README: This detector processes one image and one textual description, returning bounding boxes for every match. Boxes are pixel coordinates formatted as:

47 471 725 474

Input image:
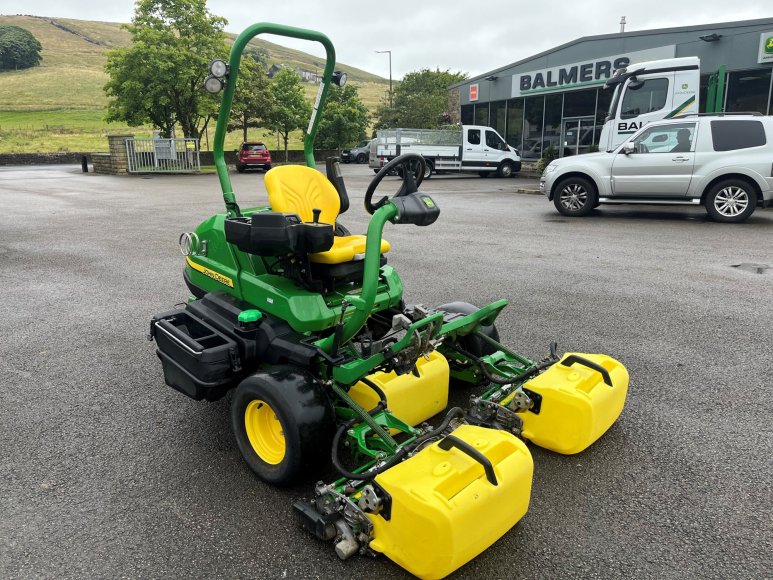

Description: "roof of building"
449 17 773 88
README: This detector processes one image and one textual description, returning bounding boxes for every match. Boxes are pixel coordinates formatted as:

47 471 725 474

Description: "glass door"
561 116 597 156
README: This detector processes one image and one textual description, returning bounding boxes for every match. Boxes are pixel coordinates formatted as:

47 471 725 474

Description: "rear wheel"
423 160 433 179
704 179 757 223
230 366 335 486
553 176 597 217
356 153 367 164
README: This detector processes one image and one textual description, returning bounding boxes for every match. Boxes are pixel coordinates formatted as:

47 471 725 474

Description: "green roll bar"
212 23 337 217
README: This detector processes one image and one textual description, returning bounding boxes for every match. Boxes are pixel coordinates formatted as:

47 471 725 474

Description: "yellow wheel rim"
244 400 285 465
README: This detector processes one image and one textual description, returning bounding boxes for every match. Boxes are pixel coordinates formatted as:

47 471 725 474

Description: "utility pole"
375 50 392 108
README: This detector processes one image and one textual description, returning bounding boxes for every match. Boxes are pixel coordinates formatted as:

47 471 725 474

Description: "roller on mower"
149 22 629 580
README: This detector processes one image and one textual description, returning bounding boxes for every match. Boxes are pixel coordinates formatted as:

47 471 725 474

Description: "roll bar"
212 23 337 217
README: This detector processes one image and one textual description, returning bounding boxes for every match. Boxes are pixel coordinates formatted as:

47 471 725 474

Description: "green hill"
0 15 388 152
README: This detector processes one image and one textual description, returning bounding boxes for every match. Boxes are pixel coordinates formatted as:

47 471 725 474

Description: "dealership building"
448 18 773 158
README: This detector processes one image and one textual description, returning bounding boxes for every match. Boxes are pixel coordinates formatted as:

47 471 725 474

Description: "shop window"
725 70 772 115
522 96 544 160
474 104 489 126
490 101 506 136
595 88 612 126
461 105 474 125
543 93 562 156
506 98 524 151
563 88 597 118
699 74 711 113
620 78 668 119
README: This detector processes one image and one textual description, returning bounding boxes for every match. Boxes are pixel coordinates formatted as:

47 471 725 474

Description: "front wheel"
553 176 597 217
497 161 514 178
230 366 335 486
356 153 367 164
704 179 757 223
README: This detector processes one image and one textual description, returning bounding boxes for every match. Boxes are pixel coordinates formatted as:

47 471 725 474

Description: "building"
449 18 773 159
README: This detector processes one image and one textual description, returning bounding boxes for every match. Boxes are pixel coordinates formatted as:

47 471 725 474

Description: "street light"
375 50 392 108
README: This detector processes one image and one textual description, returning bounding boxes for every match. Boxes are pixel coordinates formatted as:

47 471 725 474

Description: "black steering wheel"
364 153 426 215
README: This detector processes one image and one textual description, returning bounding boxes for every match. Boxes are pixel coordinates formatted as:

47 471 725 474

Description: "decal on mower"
185 257 233 288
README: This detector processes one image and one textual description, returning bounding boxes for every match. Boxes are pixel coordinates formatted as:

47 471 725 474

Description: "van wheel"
554 176 597 217
497 161 514 178
705 179 757 223
423 160 433 179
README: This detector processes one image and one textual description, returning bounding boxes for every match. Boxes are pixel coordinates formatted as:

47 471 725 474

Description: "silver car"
540 114 773 222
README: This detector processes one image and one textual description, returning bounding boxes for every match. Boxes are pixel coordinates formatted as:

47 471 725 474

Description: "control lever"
312 208 322 224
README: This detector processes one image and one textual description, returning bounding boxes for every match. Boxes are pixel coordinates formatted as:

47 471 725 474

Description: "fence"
125 138 200 173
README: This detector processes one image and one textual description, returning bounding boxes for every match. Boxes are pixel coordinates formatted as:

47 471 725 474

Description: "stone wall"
0 152 94 166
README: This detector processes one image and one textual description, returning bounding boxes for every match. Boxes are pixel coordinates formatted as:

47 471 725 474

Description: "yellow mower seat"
264 165 390 264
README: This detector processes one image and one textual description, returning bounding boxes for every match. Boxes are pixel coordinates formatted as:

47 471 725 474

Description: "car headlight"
543 163 558 175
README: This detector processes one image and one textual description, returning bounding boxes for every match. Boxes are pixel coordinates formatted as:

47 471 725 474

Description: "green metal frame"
211 23 337 217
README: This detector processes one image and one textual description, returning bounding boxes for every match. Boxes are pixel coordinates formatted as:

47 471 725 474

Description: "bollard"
81 156 89 173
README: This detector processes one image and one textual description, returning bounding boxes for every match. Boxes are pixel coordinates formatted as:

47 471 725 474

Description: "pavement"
1 163 771 579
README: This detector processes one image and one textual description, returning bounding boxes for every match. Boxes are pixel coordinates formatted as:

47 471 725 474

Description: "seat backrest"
264 165 340 224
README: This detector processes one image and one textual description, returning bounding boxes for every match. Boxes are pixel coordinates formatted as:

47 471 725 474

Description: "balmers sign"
511 46 676 97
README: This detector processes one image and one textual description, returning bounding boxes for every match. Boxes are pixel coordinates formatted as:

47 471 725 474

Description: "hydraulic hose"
331 407 465 481
359 377 388 411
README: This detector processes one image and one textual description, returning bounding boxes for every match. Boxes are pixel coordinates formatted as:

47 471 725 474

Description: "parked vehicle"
341 139 373 163
236 142 272 172
370 125 521 178
600 56 728 152
540 113 773 222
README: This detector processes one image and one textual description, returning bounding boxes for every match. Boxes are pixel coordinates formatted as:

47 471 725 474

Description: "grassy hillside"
0 15 387 153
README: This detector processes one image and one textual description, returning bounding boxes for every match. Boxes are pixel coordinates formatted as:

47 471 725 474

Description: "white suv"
540 114 773 222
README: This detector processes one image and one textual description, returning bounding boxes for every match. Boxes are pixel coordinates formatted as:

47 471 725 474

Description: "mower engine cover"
368 424 533 579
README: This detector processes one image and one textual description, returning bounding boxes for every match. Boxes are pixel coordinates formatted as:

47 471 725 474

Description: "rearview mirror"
622 141 635 155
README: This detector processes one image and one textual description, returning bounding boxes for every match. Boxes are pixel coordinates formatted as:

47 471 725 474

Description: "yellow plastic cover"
348 351 449 429
519 353 629 454
369 424 533 579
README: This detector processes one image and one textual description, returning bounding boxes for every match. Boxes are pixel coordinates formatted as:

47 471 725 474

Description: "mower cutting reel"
149 21 629 580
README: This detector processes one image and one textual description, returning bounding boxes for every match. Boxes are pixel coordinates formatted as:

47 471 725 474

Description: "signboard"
758 31 773 64
469 83 479 102
511 45 676 97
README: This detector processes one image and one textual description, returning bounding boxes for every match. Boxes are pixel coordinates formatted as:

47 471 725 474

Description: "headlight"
543 163 558 175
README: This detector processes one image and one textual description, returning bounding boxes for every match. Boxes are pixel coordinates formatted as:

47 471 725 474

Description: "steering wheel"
364 153 426 215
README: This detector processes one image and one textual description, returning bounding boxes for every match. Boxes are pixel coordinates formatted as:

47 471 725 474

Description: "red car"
236 142 272 172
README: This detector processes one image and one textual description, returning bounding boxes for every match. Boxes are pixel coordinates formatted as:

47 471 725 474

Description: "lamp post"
375 50 392 108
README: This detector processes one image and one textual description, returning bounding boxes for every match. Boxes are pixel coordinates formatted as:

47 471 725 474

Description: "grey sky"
1 1 770 78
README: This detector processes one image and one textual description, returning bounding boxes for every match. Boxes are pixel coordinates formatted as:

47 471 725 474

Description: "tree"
374 68 466 129
104 0 228 139
228 55 274 142
314 84 370 150
268 67 311 162
0 25 42 71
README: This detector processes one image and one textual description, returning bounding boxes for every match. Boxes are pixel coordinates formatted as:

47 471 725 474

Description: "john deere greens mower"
149 23 629 579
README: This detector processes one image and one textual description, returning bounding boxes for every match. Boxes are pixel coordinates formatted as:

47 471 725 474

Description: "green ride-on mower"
149 23 629 580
